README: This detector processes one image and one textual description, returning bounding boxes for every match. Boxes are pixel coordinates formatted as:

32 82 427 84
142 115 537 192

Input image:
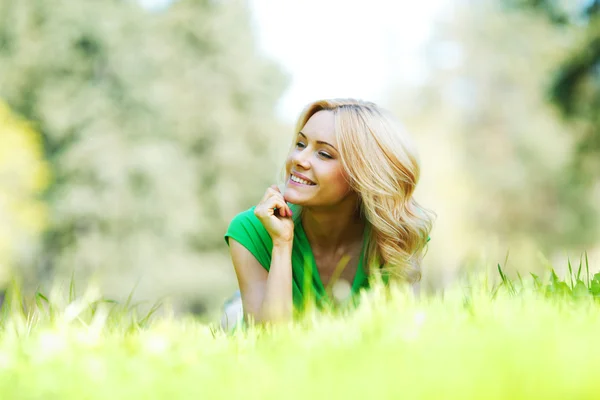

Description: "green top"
224 204 371 309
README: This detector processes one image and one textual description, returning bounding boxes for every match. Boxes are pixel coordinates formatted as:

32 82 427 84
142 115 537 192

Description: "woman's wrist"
272 237 293 249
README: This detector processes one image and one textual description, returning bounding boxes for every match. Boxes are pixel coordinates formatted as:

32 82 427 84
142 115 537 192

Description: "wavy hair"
286 98 435 283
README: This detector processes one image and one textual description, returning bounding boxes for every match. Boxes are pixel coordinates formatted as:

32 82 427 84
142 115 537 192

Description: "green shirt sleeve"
224 204 310 310
224 207 273 271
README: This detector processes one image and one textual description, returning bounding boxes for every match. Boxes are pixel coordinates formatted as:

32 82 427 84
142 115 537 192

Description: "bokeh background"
1 0 599 319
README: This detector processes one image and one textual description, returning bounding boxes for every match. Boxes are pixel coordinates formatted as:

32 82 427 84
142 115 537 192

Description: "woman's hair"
286 98 435 283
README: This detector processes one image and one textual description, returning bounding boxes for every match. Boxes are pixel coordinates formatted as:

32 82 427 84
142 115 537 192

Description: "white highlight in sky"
250 0 444 121
138 0 172 11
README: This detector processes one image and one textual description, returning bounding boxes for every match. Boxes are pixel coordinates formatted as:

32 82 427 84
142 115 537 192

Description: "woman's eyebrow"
298 131 338 151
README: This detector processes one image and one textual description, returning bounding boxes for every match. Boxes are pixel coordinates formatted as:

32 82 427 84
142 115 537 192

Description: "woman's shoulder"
224 206 272 270
224 204 301 271
225 206 265 242
230 206 259 223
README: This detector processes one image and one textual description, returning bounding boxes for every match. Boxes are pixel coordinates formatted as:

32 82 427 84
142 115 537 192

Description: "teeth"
291 175 314 185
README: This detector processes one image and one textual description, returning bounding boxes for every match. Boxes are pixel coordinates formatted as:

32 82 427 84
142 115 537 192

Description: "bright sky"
139 0 445 122
249 0 445 121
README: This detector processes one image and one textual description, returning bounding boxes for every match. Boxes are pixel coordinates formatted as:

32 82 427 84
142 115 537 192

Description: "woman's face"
283 110 354 207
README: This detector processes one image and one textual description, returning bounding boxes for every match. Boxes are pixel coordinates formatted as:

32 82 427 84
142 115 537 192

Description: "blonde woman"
222 99 434 329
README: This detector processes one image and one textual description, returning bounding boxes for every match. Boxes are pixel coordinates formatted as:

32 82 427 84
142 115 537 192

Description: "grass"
0 256 600 399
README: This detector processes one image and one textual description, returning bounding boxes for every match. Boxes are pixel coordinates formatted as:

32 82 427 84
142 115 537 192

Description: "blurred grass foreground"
0 262 599 399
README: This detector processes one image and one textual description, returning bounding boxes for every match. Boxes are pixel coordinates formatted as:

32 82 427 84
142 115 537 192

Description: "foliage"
0 101 49 284
495 252 600 299
393 0 597 273
505 0 600 187
0 0 288 303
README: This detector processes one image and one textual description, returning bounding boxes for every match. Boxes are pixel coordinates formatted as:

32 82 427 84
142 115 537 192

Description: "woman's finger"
272 192 292 217
256 196 280 217
258 186 290 218
273 199 289 218
265 190 285 204
260 184 281 203
266 195 289 218
260 187 275 203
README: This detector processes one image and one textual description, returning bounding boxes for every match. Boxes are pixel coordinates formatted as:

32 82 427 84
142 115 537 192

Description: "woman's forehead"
301 110 336 143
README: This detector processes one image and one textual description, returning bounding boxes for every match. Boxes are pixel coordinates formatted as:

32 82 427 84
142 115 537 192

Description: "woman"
222 98 434 329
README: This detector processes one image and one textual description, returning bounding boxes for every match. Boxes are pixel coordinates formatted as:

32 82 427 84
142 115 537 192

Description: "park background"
1 0 599 320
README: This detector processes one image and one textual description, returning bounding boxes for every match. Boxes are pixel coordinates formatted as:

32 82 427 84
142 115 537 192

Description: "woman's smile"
289 172 316 186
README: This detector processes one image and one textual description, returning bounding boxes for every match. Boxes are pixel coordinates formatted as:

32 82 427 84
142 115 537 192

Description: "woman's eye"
296 141 306 148
319 151 333 159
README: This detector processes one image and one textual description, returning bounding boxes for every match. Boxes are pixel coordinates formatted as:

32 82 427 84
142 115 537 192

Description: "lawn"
0 262 598 399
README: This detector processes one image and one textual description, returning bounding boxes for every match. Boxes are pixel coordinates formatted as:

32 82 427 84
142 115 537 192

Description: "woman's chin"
282 188 307 205
283 195 303 205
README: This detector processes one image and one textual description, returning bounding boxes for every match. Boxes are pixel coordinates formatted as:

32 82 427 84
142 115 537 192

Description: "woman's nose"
292 151 310 169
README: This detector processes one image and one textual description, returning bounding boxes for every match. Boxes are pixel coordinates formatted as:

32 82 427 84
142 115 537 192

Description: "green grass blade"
138 301 163 328
497 264 515 295
585 251 590 288
576 254 583 282
530 273 542 291
516 271 524 288
69 271 76 303
567 258 574 289
123 279 142 313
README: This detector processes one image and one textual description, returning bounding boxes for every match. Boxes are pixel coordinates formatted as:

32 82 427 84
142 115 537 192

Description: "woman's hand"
254 185 294 245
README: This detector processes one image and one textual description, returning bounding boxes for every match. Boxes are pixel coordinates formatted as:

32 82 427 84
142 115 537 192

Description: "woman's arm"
229 185 295 324
229 238 294 324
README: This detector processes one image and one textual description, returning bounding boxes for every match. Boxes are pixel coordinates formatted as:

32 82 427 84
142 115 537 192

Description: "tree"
505 0 600 186
0 101 49 286
389 0 596 283
0 0 287 307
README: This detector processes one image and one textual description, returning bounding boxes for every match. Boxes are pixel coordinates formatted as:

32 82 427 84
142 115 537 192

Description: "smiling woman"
222 98 434 329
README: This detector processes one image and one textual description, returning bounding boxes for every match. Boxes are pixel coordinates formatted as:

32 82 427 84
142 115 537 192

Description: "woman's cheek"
326 169 347 195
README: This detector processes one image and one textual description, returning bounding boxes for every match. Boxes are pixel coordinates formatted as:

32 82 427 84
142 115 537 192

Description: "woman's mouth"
289 174 316 186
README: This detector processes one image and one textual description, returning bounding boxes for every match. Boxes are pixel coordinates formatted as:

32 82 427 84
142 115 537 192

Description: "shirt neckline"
294 215 369 300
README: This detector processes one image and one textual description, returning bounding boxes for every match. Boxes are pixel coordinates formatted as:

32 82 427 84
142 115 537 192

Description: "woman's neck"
300 196 365 252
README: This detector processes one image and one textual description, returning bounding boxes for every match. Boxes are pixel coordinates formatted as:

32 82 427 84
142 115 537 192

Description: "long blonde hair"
287 98 435 283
